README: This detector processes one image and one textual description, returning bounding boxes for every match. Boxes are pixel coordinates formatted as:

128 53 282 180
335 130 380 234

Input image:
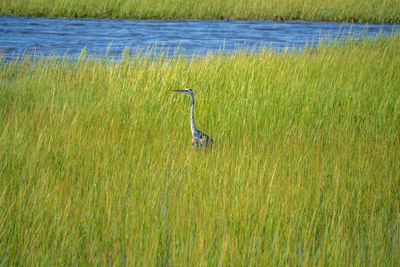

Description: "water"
0 15 398 59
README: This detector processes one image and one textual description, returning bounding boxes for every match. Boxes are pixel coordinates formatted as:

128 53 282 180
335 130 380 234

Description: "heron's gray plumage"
173 88 214 149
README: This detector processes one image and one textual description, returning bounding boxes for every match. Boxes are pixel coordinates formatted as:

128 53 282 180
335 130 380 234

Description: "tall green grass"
1 35 400 265
1 0 400 22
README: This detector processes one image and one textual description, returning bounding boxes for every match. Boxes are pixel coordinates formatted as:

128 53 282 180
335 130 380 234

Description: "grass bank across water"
0 35 399 265
1 0 400 22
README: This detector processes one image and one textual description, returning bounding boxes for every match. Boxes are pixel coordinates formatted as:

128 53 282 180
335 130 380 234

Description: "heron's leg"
192 138 199 148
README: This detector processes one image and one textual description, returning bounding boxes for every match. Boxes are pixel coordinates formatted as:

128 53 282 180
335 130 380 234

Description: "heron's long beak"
173 89 186 93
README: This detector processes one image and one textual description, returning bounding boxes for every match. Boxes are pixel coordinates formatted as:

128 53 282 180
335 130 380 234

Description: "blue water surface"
0 15 398 59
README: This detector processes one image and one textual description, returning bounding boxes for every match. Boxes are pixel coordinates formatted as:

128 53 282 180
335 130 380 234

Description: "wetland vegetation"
0 34 399 265
1 0 400 22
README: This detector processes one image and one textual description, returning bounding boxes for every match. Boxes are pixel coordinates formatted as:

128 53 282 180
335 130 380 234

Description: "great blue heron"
173 88 214 149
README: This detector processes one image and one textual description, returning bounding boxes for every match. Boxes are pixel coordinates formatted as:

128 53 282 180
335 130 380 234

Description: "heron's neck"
190 95 197 135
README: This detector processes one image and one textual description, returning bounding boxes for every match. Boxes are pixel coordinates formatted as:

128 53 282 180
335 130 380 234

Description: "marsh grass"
0 35 399 265
1 0 400 22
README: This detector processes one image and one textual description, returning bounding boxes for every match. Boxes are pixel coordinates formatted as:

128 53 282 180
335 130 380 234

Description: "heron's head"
173 88 193 96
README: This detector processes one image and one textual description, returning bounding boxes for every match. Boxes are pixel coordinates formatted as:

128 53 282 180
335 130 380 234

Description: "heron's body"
174 88 214 149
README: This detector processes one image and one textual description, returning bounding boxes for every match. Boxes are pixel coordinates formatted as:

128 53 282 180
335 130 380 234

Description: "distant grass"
1 0 400 22
1 35 400 265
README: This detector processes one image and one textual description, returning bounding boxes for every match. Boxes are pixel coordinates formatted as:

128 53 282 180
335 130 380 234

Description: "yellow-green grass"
1 0 400 22
0 35 399 265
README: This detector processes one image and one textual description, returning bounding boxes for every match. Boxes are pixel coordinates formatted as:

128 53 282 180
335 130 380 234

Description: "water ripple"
0 16 398 60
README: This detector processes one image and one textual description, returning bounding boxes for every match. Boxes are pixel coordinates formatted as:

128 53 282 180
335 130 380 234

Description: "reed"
1 0 400 22
0 35 399 265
